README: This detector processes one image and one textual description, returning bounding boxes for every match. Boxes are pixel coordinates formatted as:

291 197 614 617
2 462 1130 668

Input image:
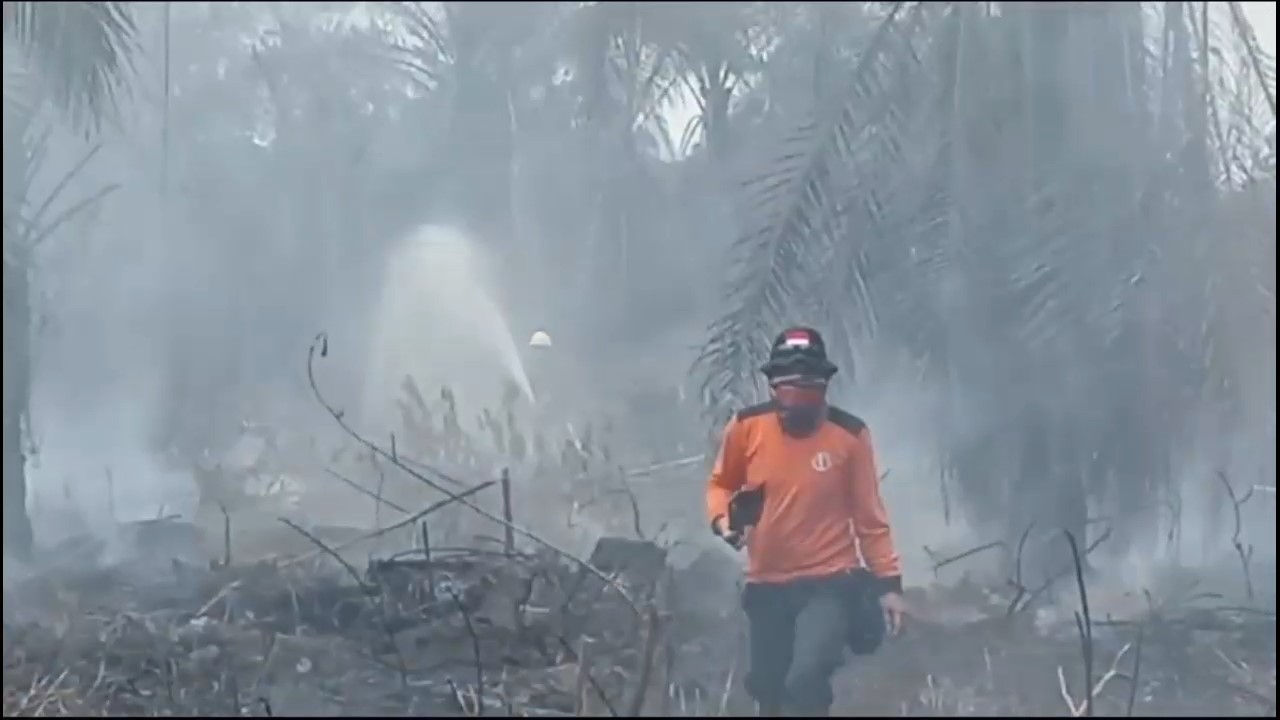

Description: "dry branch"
306 333 641 617
922 539 1004 578
1009 526 1114 615
1065 531 1095 717
1056 642 1134 718
624 606 662 716
280 479 497 568
323 467 410 514
1216 471 1257 600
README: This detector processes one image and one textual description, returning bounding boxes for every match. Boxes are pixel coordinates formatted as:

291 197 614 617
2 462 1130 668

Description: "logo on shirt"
811 451 833 472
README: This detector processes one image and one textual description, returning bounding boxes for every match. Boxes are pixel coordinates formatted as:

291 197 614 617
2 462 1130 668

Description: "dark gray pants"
742 573 853 716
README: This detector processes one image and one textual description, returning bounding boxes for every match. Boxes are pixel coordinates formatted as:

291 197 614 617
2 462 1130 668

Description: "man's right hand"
880 591 908 636
713 516 744 550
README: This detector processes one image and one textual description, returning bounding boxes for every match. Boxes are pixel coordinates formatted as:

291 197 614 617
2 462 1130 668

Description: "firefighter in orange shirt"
708 326 908 717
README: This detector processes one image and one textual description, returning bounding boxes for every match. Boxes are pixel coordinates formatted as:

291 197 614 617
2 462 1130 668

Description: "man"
707 326 907 717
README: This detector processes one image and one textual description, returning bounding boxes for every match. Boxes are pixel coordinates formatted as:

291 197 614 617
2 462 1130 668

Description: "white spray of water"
363 225 535 431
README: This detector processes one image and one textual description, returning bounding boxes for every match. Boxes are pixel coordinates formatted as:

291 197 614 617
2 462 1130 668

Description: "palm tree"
392 1 705 345
694 1 1275 574
148 5 422 466
3 1 137 558
3 1 137 131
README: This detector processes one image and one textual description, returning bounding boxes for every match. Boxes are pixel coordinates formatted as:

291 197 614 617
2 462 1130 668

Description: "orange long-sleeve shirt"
707 402 902 589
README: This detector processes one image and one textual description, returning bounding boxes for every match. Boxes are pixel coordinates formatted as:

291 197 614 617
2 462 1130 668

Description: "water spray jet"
362 225 536 431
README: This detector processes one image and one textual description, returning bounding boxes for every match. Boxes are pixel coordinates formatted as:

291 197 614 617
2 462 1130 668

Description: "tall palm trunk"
3 0 137 559
2 252 35 558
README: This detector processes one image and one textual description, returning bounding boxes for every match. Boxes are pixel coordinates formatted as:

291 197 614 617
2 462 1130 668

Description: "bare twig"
1065 530 1096 717
717 654 737 717
562 635 618 718
447 677 478 716
1010 526 1113 615
1125 626 1144 717
1057 643 1134 717
446 586 485 716
923 539 1004 578
248 630 279 699
500 468 515 556
616 467 646 541
322 467 409 514
306 333 640 616
625 605 662 716
280 479 496 567
421 520 436 597
574 637 591 716
219 502 232 568
1005 523 1036 615
278 518 370 593
1216 471 1256 600
618 453 707 480
1215 648 1277 711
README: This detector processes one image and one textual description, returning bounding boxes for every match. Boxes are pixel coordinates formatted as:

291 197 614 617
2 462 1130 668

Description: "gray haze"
4 2 1275 604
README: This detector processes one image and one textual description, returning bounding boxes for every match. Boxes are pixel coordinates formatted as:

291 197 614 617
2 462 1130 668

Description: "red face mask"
770 378 829 437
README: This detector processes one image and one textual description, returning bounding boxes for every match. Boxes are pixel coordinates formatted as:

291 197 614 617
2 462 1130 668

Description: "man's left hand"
880 592 908 636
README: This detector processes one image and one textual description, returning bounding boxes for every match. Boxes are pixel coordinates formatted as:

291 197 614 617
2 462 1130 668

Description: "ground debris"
6 535 1273 717
841 580 1276 717
3 536 729 717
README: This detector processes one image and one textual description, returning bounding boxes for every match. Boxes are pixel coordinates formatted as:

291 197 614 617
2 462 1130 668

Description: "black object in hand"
711 487 765 550
727 486 766 533
844 569 887 656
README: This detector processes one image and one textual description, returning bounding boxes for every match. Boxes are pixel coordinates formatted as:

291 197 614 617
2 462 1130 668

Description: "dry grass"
2 534 726 717
5 536 1274 718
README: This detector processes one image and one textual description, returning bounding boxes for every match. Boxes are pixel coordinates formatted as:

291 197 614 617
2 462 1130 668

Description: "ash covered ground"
4 379 1275 717
4 473 1273 717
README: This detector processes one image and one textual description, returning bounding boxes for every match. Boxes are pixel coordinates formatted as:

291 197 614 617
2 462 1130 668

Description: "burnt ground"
838 598 1275 717
695 567 1275 718
2 522 742 718
3 523 1275 718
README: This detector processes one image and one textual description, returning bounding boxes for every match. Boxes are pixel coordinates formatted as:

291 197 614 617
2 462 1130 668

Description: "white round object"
529 330 553 348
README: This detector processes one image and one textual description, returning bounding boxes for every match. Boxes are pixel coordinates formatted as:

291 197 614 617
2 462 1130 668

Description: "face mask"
771 381 827 437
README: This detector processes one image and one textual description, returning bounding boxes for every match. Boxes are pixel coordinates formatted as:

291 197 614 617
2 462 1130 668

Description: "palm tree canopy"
4 1 137 132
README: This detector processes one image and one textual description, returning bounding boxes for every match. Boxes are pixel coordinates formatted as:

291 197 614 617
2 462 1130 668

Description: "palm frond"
4 1 137 133
3 112 116 265
383 0 451 90
1225 1 1276 119
690 0 1272 550
693 2 914 416
2 42 40 126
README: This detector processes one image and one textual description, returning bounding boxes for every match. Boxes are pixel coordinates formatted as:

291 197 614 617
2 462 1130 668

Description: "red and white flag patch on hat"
781 330 812 349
